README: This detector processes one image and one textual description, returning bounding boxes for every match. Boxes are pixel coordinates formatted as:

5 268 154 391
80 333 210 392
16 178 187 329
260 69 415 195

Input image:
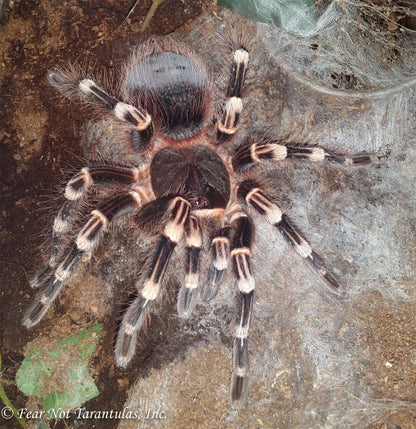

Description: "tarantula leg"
23 190 144 328
277 216 342 292
178 216 202 318
50 199 77 260
31 165 146 289
65 165 145 201
233 140 288 171
48 71 153 143
115 197 190 367
229 209 255 408
30 264 55 289
202 227 230 302
232 291 253 408
239 182 343 294
284 144 372 166
24 244 85 327
233 139 372 172
217 48 249 140
30 198 80 289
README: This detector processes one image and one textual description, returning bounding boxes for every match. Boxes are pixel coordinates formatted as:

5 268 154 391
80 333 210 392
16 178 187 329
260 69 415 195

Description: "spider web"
80 5 415 427
172 5 416 428
259 0 416 148
250 2 416 427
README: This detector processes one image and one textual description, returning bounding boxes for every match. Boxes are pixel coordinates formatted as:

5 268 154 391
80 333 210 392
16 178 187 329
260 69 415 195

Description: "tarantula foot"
348 152 373 165
30 264 54 289
201 268 224 301
23 278 64 328
201 282 220 302
115 321 140 368
177 285 198 318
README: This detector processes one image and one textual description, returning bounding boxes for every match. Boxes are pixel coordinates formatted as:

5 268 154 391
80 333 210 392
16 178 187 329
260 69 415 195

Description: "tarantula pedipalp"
23 32 371 408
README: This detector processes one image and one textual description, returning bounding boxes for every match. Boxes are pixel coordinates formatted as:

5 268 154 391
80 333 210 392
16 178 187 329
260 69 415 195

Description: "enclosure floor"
1 1 415 429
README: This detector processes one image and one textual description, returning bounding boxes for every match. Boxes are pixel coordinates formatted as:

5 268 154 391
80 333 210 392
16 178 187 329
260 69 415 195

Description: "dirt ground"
0 1 216 428
1 1 416 429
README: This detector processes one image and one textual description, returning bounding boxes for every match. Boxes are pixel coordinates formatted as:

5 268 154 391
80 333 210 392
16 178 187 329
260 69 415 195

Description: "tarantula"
23 31 371 408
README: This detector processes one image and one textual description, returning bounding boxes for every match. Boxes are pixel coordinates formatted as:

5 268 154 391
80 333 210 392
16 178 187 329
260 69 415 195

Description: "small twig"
0 355 27 428
83 0 169 59
120 0 141 28
141 0 168 32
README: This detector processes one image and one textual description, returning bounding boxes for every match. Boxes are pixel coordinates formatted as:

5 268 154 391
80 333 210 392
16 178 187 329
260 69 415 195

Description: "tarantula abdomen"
125 47 212 141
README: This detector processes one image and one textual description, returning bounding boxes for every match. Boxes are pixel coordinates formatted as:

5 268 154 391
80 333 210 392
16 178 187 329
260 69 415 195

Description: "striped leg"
64 165 144 201
30 198 79 289
177 216 202 318
233 138 372 172
115 197 190 367
23 190 144 328
202 227 230 302
47 71 153 148
25 243 85 325
229 208 255 408
31 165 146 289
239 181 343 294
217 48 249 140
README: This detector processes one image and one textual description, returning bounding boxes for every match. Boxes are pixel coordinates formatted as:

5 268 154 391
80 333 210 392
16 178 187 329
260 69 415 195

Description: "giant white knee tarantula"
23 32 371 408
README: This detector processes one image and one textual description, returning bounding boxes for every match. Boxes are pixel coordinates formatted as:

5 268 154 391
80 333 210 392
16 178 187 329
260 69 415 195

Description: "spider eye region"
150 146 230 210
126 52 211 140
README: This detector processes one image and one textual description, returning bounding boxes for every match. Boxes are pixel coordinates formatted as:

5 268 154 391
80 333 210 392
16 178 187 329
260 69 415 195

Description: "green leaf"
35 420 48 429
219 0 316 35
16 324 103 416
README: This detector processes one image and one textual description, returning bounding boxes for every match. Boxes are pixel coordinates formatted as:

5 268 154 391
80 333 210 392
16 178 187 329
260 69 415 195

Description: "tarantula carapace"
23 32 371 408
